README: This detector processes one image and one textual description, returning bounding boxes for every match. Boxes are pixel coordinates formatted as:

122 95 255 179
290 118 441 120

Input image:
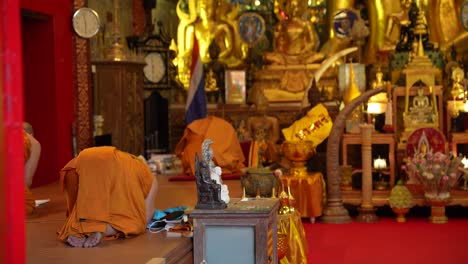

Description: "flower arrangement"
404 152 464 200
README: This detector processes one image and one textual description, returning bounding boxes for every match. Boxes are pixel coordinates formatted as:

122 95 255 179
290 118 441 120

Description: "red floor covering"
304 216 468 264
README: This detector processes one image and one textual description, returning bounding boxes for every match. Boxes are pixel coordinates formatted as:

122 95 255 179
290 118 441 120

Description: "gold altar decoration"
107 0 126 61
447 67 467 119
367 68 388 115
343 62 363 134
256 0 324 102
399 34 439 145
174 0 247 89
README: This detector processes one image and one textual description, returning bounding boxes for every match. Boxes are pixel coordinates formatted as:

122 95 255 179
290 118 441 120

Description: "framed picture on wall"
225 70 246 104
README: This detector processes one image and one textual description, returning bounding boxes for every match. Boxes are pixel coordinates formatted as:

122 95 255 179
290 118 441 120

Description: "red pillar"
1 0 25 263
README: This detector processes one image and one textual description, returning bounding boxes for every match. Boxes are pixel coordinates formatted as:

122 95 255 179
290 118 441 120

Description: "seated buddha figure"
175 0 246 89
245 88 280 167
259 0 324 101
404 87 437 129
265 0 324 65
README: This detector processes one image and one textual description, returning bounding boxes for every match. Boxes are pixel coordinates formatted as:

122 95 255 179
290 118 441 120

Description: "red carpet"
303 217 468 264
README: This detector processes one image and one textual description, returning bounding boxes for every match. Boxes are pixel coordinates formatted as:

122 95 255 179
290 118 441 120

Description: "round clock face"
143 53 166 83
72 8 100 38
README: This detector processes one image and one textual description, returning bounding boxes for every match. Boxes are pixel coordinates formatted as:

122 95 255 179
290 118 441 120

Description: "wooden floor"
26 174 243 264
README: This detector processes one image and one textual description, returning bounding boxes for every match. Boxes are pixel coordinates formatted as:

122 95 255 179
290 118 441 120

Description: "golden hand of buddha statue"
175 0 246 90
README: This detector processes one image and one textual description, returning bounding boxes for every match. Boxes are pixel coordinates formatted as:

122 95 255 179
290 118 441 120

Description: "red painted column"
1 0 25 263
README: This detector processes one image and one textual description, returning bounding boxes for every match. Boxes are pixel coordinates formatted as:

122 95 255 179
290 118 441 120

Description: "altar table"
280 172 325 219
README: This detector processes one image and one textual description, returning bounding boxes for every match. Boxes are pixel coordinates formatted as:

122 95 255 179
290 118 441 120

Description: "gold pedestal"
392 208 410 223
290 164 308 178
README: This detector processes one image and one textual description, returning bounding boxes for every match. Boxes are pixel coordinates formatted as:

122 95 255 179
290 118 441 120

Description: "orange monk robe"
57 146 154 241
175 116 245 176
23 131 35 215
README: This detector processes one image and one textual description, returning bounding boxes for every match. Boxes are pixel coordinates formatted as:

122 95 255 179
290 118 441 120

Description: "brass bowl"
281 140 316 163
281 141 316 177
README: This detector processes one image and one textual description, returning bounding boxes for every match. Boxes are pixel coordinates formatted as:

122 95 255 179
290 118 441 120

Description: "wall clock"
144 52 166 83
139 22 173 89
72 7 100 39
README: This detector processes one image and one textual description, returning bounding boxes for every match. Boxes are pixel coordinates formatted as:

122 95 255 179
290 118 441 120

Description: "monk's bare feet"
67 235 86 248
82 232 103 248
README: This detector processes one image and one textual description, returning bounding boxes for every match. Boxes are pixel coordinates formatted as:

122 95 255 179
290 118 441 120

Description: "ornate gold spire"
343 62 362 105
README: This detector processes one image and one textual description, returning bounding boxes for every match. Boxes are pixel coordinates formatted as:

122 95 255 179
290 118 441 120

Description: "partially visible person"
175 116 245 177
23 124 41 215
57 146 158 248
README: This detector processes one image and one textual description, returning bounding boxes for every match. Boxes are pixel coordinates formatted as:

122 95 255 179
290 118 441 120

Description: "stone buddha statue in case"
404 87 437 129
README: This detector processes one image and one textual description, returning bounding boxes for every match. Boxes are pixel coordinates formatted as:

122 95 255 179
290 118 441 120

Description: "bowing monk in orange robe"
57 146 158 248
24 130 41 215
175 116 245 177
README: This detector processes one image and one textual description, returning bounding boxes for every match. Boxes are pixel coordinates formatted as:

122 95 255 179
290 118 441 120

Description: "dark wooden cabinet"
189 198 279 264
93 60 145 155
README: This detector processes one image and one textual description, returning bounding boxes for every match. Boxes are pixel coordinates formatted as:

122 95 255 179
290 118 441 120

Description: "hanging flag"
185 37 207 125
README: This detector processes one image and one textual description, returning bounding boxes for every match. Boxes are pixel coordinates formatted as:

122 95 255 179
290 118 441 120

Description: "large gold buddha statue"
265 0 324 65
257 0 324 102
175 0 246 89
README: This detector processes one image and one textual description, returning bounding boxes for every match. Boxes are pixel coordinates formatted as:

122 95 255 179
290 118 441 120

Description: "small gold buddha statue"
205 69 218 92
451 67 465 100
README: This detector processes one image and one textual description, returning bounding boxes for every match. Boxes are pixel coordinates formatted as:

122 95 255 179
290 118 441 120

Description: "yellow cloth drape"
57 146 154 241
278 211 308 264
280 172 326 218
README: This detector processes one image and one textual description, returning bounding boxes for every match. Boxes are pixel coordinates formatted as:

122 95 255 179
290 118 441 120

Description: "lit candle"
373 156 387 169
462 156 468 169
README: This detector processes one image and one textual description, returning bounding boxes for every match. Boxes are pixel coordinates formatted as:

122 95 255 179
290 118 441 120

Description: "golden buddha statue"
265 0 324 65
175 0 246 89
380 0 412 50
256 0 324 102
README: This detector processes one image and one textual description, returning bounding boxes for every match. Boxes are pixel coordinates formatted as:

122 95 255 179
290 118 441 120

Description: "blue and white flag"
185 37 207 125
